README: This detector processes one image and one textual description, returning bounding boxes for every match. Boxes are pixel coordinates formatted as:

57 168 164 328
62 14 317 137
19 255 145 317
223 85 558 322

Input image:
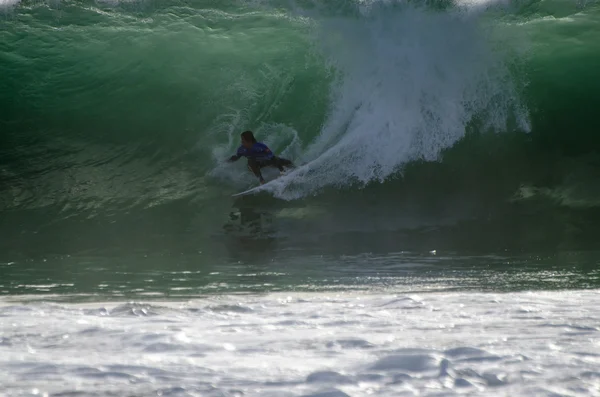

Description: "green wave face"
2 0 600 259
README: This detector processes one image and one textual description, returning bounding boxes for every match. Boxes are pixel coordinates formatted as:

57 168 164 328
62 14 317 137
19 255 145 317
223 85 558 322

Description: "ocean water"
2 0 600 395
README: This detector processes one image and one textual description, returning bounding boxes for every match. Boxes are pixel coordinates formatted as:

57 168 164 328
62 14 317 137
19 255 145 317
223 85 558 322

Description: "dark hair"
240 130 256 143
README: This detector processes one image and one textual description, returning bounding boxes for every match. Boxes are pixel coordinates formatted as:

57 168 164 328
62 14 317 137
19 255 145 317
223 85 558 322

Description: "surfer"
227 131 294 185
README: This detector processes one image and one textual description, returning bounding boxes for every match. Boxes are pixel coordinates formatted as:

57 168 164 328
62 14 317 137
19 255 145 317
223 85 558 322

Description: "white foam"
1 290 599 396
264 1 530 199
0 0 19 7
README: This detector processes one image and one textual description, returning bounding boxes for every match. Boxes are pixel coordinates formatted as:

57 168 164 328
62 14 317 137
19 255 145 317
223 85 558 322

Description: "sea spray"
261 1 530 199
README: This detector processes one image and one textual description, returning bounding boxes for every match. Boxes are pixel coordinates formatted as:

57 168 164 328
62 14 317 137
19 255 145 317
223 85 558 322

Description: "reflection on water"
224 199 276 238
1 250 600 302
220 197 280 263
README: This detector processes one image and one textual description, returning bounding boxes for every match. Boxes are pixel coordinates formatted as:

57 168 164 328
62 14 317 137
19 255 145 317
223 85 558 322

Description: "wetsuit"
229 142 293 182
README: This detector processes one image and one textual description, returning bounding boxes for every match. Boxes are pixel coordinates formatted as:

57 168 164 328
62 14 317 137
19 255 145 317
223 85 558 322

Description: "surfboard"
231 163 302 198
232 184 266 197
232 173 280 197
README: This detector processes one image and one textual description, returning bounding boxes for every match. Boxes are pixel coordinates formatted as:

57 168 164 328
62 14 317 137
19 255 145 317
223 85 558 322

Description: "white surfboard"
232 185 266 198
232 173 281 198
231 162 303 198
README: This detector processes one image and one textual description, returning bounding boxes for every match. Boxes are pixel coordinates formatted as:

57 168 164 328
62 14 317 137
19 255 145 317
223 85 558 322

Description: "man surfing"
227 131 294 185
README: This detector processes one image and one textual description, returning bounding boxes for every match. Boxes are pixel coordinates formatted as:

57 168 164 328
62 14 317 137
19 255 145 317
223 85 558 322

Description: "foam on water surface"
1 290 599 396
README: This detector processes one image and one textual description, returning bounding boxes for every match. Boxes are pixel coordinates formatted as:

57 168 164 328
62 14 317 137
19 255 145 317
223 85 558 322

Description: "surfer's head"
241 130 256 148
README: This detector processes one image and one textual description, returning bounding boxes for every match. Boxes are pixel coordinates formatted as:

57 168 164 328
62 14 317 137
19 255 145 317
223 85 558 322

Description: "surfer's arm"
228 146 247 162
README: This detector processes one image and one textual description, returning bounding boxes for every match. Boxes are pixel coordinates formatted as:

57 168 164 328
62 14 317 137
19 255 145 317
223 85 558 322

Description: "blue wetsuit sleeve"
228 146 245 162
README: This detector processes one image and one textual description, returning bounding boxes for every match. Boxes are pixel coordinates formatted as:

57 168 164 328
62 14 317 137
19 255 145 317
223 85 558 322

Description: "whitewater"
2 290 600 396
212 0 531 199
